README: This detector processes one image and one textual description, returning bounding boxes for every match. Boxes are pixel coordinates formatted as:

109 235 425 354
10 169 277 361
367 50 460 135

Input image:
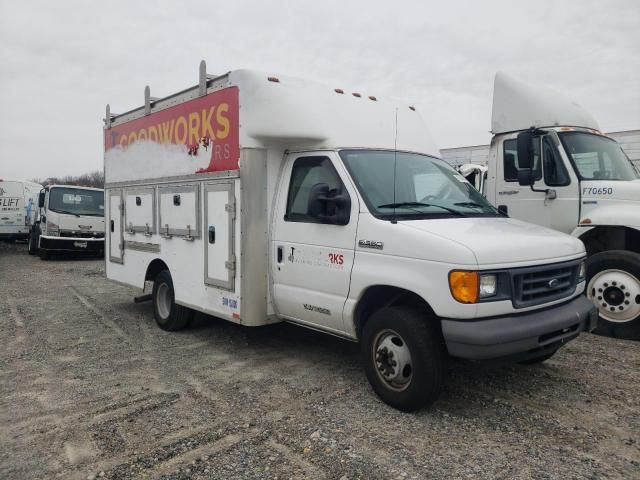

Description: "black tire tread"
152 270 193 332
361 306 447 412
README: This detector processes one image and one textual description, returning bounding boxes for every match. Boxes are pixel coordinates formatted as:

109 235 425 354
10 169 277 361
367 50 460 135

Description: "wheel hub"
588 269 640 323
373 330 413 391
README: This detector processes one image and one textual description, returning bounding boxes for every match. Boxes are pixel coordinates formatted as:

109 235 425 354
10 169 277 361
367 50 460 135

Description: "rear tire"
361 306 447 412
38 249 49 260
586 250 640 340
152 270 194 331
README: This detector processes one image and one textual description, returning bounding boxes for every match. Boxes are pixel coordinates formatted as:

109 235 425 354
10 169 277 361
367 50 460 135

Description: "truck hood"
581 180 640 203
580 180 640 228
400 216 585 267
50 212 105 233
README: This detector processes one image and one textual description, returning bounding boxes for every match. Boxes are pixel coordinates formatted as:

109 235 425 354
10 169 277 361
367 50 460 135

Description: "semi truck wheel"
361 307 446 412
586 250 640 340
152 270 194 331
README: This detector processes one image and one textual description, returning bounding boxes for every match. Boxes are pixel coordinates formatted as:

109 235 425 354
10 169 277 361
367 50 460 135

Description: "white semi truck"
103 62 596 411
28 185 105 259
458 73 640 340
0 179 42 241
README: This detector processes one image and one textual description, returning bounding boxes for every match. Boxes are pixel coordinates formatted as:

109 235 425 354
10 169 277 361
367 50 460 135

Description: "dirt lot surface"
1 241 639 480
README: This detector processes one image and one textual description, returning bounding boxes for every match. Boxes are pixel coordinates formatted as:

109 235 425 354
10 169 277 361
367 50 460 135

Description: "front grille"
61 230 104 239
511 260 580 308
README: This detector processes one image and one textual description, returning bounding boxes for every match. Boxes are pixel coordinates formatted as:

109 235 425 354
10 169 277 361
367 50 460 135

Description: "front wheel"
361 307 447 412
27 229 39 255
586 250 640 340
152 270 194 331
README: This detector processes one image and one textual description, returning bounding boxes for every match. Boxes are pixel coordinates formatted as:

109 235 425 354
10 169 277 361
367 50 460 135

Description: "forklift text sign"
104 87 239 173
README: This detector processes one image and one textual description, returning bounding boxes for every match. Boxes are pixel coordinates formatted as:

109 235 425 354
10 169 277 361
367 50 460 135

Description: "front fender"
576 203 640 233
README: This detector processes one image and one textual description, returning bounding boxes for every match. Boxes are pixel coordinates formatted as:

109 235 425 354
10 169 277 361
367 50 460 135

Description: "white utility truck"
103 62 596 411
458 73 640 340
28 185 105 259
0 179 42 241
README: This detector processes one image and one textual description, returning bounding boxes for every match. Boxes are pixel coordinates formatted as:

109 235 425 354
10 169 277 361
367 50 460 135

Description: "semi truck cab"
29 185 105 259
482 73 640 339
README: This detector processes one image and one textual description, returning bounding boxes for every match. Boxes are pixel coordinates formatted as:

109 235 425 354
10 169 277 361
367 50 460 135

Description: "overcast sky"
1 0 638 180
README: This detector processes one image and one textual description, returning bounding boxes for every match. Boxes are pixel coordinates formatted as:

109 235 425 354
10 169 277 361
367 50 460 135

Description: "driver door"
271 152 359 335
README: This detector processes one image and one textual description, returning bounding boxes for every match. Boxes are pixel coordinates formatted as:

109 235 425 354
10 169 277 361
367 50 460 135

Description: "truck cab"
29 185 105 259
483 73 640 339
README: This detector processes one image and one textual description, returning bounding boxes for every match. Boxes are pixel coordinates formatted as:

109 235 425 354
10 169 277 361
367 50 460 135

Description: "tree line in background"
32 170 104 188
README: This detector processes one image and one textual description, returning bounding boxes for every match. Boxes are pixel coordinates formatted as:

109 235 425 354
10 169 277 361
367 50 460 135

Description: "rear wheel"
586 250 640 340
152 270 193 331
361 307 447 412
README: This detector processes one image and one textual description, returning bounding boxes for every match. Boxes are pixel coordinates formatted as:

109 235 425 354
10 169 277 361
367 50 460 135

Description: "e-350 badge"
358 239 384 250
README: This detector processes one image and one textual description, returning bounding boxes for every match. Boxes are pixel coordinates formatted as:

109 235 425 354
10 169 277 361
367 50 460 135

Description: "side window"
285 156 347 223
542 136 570 186
503 139 542 182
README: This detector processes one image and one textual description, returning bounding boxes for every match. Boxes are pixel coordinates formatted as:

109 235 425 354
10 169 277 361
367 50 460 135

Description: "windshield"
49 187 104 216
339 150 499 219
559 132 638 181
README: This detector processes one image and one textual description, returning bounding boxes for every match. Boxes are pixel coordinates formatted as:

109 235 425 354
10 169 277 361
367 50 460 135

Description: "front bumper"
441 295 597 361
39 235 104 253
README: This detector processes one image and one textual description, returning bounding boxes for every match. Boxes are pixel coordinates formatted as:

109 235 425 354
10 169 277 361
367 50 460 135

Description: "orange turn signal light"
449 271 479 304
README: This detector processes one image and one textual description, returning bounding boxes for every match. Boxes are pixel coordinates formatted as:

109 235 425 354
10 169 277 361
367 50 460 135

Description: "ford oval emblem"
547 278 560 289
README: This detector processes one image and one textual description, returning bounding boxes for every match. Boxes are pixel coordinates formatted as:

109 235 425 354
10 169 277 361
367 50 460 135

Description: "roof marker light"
334 88 344 94
267 76 280 83
352 92 361 98
368 96 377 101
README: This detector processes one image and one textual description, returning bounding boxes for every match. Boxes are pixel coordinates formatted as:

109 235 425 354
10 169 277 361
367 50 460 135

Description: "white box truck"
458 73 640 340
28 185 105 259
103 62 596 411
0 179 42 241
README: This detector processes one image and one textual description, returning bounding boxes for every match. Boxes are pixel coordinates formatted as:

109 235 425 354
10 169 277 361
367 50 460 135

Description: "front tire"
361 307 447 412
27 229 38 255
152 270 194 331
586 250 640 340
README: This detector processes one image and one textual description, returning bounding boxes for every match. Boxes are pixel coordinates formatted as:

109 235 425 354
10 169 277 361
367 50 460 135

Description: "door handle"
208 225 215 244
110 220 114 232
277 246 283 263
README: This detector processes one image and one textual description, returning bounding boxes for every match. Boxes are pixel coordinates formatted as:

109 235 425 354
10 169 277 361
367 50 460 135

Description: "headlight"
449 271 499 303
449 271 479 304
47 221 59 236
479 274 497 298
578 261 586 281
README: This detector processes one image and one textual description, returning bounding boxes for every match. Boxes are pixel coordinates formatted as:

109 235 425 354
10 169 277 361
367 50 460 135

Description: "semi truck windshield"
559 132 639 181
339 150 499 219
49 188 104 216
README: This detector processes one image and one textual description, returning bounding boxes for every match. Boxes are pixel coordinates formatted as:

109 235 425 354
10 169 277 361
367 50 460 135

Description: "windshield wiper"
50 208 80 217
453 201 487 209
377 202 464 216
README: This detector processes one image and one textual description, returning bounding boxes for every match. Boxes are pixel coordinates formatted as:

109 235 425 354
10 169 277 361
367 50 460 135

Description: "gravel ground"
1 241 639 479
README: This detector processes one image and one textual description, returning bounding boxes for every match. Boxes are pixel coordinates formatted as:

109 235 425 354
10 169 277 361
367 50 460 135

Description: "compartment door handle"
208 225 215 244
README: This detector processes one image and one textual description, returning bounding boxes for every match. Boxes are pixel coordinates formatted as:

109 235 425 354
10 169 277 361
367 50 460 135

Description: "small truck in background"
457 73 640 339
103 62 596 411
0 179 42 241
28 185 105 259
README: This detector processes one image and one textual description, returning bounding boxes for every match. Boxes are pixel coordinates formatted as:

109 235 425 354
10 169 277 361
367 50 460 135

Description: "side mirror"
517 168 534 187
38 191 45 208
308 183 351 225
516 130 535 169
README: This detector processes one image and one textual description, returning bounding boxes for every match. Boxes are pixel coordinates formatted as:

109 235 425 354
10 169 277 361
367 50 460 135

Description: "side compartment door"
271 152 358 334
108 189 124 263
204 183 236 290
